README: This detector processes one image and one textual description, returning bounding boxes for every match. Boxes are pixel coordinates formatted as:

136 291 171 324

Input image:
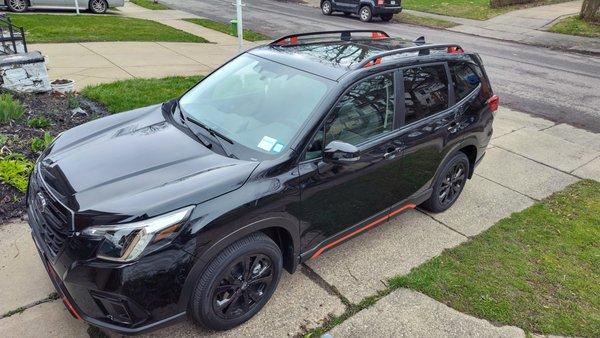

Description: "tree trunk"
580 0 600 23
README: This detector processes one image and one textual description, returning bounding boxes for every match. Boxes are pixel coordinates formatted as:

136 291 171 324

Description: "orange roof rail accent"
311 203 416 259
372 32 388 40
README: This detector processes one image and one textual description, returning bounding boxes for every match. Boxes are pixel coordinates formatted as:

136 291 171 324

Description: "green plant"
0 154 33 193
27 117 51 129
67 93 80 109
0 93 25 124
31 132 54 153
0 133 7 147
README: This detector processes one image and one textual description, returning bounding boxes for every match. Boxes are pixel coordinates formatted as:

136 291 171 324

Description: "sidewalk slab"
140 271 345 338
427 175 534 237
328 288 525 337
492 107 556 139
573 157 600 181
492 128 599 172
542 123 600 151
0 221 54 315
477 147 579 200
306 210 467 304
0 301 88 338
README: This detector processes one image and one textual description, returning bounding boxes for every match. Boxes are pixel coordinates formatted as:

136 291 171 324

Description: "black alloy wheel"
212 253 274 319
421 152 470 213
190 233 282 330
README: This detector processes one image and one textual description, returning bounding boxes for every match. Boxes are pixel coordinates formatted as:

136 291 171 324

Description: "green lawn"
390 180 600 336
131 0 170 10
394 13 458 29
82 76 203 113
402 0 571 20
549 16 600 38
184 18 270 42
9 14 206 43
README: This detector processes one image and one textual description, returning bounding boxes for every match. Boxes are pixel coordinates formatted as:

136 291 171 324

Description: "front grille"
28 169 73 259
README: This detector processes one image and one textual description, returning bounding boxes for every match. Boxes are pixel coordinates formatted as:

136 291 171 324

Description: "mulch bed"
0 91 109 223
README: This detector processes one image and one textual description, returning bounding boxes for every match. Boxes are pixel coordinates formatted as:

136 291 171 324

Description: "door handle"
447 122 459 133
383 147 402 159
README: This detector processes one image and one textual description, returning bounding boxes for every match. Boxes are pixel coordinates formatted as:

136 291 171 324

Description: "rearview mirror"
323 140 360 164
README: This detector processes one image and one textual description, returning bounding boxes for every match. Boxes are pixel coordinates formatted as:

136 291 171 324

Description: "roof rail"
357 43 464 69
270 30 390 46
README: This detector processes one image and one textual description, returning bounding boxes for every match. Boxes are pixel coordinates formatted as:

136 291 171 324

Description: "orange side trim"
311 203 416 259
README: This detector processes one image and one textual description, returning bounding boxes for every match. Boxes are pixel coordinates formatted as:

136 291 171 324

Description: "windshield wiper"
185 116 234 145
175 105 213 149
183 114 236 159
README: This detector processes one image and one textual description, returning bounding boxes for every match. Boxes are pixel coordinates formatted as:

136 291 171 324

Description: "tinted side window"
403 65 448 125
324 73 395 146
450 61 481 101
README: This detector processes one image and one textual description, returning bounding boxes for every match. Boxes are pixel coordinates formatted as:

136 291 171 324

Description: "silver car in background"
3 0 124 14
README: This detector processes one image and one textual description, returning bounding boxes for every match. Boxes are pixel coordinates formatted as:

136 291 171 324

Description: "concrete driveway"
1 106 598 337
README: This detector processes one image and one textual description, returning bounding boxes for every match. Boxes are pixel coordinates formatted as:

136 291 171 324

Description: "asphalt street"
162 0 600 132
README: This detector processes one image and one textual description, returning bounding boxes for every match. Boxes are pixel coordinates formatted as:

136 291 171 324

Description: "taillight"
447 46 464 54
487 95 499 113
377 0 384 6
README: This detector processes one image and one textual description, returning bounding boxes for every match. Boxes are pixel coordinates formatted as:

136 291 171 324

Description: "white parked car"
3 0 125 14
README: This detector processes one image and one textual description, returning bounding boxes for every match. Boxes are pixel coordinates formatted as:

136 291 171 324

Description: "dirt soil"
0 91 109 223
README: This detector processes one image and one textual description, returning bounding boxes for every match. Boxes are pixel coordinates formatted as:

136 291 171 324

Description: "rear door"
389 63 458 207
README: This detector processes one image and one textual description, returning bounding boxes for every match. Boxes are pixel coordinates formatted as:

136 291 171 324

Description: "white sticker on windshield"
272 143 284 153
257 136 277 151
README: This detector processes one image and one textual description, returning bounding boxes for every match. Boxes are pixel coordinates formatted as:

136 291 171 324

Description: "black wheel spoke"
212 252 274 320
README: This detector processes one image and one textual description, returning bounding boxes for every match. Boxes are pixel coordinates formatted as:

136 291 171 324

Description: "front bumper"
31 231 188 335
26 166 195 335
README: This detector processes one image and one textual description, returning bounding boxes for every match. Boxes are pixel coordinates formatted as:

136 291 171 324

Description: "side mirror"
323 140 360 164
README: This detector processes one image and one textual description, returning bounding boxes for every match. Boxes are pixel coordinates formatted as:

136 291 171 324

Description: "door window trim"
298 68 401 164
397 61 455 129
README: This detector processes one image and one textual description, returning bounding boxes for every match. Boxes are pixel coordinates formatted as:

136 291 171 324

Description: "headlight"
82 206 194 262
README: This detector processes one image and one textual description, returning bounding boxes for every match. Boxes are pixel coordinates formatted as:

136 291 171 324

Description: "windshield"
179 54 332 158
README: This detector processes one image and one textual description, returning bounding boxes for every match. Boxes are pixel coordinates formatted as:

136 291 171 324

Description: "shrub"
31 132 54 152
27 117 52 129
0 154 33 193
67 93 80 109
0 93 25 124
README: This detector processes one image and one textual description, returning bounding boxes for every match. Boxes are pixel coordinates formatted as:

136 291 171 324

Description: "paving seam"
569 153 600 174
474 173 541 202
492 145 586 179
415 209 471 239
300 264 351 306
78 43 137 79
0 293 58 320
155 41 213 69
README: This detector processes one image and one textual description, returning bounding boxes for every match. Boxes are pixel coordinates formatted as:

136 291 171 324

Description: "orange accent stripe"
311 203 416 259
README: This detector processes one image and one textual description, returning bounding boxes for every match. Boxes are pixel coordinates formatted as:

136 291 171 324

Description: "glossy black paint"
27 37 494 334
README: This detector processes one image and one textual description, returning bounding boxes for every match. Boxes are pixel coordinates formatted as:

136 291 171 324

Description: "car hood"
39 104 259 226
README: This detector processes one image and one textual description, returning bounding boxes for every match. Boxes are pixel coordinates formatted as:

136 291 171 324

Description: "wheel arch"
177 217 299 311
432 139 479 186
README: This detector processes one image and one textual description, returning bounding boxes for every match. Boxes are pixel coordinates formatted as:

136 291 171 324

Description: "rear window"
449 61 481 102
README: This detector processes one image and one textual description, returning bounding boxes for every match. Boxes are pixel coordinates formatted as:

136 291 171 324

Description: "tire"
380 13 394 22
359 6 372 22
420 152 470 213
189 232 283 331
6 0 28 12
321 0 333 15
89 0 108 14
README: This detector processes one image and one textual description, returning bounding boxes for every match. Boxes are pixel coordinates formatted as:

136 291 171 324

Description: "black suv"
321 0 402 22
27 30 497 334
